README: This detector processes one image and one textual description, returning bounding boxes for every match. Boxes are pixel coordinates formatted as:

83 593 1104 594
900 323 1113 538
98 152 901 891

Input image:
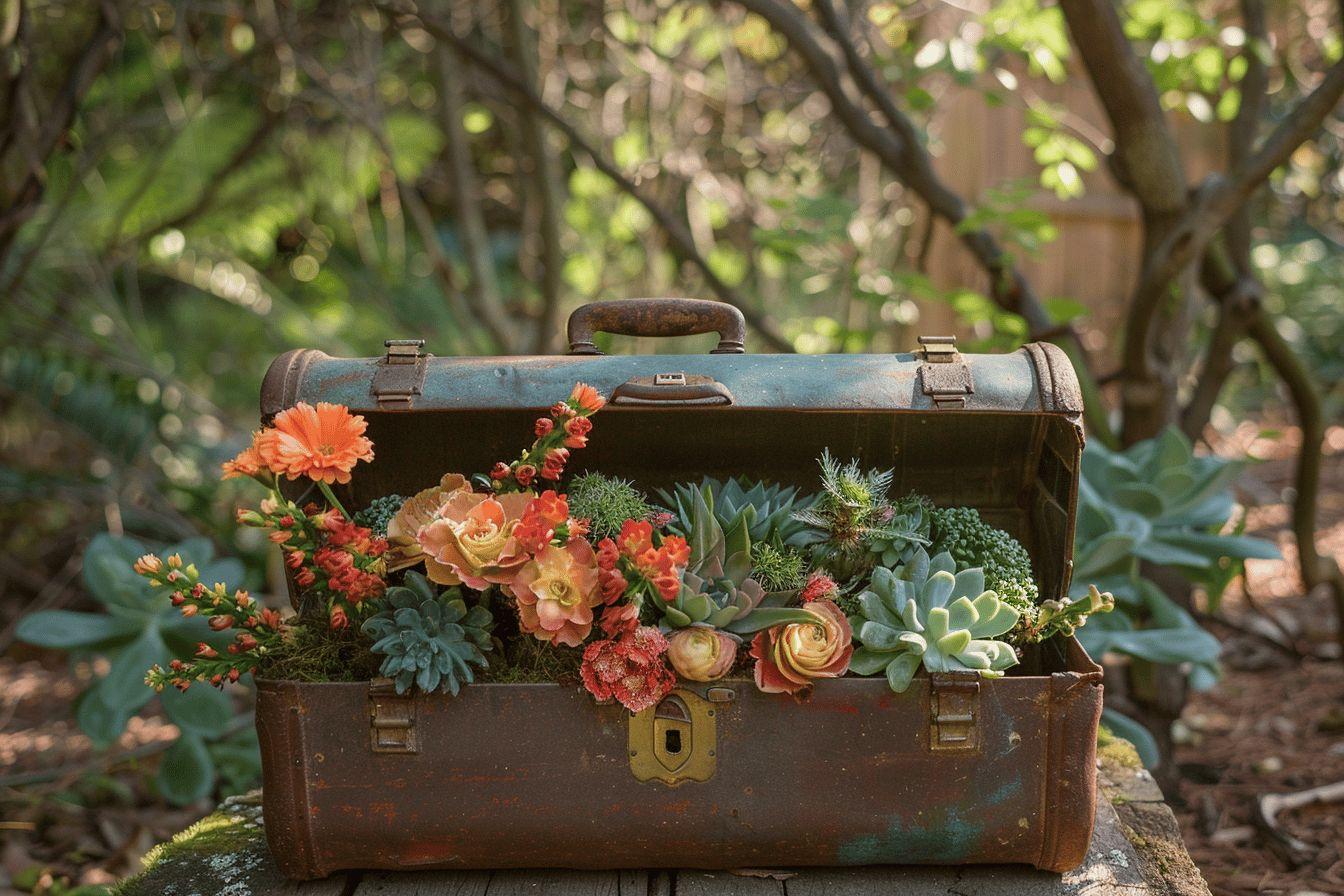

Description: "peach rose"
667 627 738 682
750 599 853 695
512 539 602 647
385 474 470 571
417 489 532 590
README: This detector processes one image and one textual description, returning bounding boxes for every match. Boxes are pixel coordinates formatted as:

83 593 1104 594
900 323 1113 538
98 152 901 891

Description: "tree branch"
437 42 516 352
388 3 794 352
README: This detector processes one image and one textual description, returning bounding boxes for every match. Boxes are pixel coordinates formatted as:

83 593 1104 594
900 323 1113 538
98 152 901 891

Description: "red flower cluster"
490 383 605 494
800 571 840 603
580 626 676 713
609 520 690 602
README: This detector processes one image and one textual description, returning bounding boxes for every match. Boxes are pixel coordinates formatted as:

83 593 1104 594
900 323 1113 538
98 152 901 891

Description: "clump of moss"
750 543 808 592
929 506 1039 612
477 634 583 684
257 622 380 682
566 472 657 540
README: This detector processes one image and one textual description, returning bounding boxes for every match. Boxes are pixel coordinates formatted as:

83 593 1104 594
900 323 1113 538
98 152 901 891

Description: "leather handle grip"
567 298 746 355
610 377 734 407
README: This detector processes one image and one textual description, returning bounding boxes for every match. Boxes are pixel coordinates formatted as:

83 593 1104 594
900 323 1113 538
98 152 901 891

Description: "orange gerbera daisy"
258 402 374 485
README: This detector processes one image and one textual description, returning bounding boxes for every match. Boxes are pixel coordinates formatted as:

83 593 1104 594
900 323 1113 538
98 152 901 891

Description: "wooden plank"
279 876 354 896
674 871 785 896
482 870 646 896
354 870 491 896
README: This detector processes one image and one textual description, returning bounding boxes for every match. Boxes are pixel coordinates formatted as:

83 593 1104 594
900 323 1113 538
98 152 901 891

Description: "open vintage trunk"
255 299 1103 879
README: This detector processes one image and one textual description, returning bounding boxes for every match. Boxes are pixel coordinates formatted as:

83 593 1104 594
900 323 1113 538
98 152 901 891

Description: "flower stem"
317 481 351 520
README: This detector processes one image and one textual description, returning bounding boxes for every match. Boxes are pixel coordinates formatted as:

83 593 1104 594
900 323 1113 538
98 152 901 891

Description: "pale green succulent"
361 572 493 695
850 549 1020 693
659 484 814 635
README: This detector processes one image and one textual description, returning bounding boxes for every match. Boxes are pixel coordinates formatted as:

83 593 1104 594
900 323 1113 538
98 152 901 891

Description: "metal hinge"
929 673 981 752
369 680 417 754
372 339 429 410
917 335 974 409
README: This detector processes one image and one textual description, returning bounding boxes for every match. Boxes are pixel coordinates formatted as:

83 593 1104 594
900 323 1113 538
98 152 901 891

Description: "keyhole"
664 728 682 755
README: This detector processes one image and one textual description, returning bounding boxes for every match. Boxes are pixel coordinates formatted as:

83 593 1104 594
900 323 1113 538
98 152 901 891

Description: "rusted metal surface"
257 639 1102 879
567 297 747 355
256 299 1101 879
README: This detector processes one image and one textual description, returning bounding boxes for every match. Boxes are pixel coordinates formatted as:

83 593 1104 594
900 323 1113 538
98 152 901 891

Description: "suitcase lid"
261 299 1085 601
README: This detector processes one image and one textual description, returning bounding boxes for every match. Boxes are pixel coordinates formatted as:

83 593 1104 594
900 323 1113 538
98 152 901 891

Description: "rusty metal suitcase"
255 298 1103 879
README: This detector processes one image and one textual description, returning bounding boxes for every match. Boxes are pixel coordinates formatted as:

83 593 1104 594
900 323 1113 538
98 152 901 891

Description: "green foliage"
567 472 657 541
361 572 494 695
929 506 1039 612
850 549 1020 693
353 494 406 537
1072 429 1280 762
660 476 815 550
16 534 252 805
660 484 813 635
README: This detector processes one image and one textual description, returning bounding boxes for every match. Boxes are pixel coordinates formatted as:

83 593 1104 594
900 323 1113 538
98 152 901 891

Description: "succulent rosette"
417 489 533 590
666 627 738 682
511 538 602 647
750 598 853 695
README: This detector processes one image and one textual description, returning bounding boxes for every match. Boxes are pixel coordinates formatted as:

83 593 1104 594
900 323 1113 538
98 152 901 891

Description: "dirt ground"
0 422 1341 896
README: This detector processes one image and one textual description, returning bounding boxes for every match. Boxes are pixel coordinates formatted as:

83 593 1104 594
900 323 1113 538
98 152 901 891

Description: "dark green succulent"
660 477 816 550
867 493 934 568
929 506 1038 613
659 485 814 635
792 451 915 584
353 494 406 537
361 572 493 695
566 472 658 541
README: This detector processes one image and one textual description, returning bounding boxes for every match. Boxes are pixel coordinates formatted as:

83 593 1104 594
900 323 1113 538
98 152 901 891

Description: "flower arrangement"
135 382 1113 713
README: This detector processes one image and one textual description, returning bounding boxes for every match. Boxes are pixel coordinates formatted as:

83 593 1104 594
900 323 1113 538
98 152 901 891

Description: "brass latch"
372 339 429 410
369 680 417 754
929 672 980 752
629 687 724 785
917 335 974 409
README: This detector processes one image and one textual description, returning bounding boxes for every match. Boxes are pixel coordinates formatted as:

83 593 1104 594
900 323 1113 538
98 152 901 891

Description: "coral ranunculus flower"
750 598 853 695
417 490 532 590
258 402 374 485
385 474 471 571
667 627 738 682
512 538 602 647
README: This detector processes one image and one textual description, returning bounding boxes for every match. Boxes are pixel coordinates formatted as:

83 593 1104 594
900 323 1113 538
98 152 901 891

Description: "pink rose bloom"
512 538 602 647
417 490 532 590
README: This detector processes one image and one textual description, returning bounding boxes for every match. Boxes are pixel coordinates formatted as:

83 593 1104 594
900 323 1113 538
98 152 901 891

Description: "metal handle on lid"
567 298 747 355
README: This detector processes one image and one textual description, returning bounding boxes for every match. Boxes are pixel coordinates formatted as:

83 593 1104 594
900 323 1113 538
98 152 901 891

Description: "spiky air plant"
659 485 814 636
792 451 925 585
849 549 1019 693
749 542 809 592
566 472 659 541
660 477 816 550
361 572 493 695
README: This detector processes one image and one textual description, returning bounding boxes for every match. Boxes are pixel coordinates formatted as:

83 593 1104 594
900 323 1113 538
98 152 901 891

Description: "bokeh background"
1 2 1342 894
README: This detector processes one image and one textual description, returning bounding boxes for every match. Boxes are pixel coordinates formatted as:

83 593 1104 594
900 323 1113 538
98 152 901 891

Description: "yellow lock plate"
628 688 717 786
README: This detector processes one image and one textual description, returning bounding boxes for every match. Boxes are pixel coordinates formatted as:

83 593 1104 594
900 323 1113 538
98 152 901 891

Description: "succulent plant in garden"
567 472 659 541
660 477 816 549
749 542 809 592
850 549 1019 693
929 506 1038 612
361 572 494 695
354 494 406 537
659 485 815 635
867 493 934 568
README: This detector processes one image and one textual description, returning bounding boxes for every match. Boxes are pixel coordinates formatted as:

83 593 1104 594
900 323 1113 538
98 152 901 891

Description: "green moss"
113 794 276 896
750 543 807 592
566 472 656 541
1097 725 1144 770
256 623 380 683
477 634 583 684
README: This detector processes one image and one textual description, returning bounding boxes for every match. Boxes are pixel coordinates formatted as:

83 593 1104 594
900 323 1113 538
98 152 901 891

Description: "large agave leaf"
723 607 817 635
